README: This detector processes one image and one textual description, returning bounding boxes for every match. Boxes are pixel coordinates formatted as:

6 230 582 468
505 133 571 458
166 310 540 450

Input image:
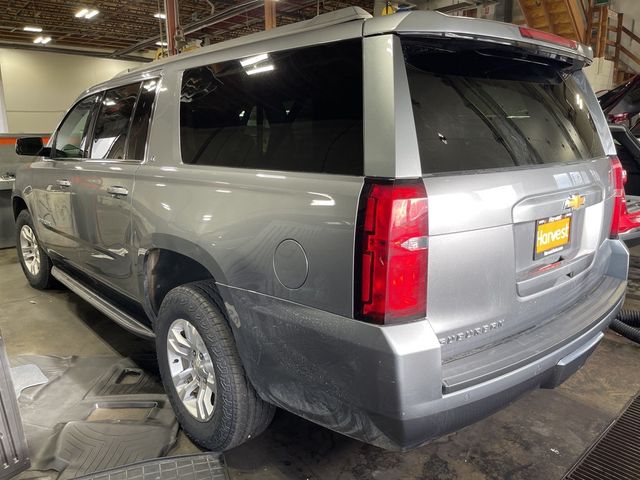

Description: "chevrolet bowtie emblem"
564 194 586 211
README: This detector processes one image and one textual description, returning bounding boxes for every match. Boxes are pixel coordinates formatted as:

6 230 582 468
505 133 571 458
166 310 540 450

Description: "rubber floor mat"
55 423 178 480
11 364 48 396
13 355 178 480
564 393 640 479
74 454 229 480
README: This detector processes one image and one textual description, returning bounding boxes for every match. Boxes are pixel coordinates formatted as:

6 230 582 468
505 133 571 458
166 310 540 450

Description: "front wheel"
15 209 55 290
155 281 275 451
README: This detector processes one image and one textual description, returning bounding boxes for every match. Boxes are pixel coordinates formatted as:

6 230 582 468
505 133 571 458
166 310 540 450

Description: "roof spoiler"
364 11 593 65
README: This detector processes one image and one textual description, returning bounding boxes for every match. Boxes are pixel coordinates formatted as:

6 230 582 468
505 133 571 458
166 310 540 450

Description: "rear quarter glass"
401 38 606 175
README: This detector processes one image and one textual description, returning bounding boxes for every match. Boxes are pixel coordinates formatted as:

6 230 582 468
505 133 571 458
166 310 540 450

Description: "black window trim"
130 76 161 164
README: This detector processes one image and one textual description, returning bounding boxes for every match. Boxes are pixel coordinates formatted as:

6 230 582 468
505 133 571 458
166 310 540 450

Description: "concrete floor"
1 247 640 479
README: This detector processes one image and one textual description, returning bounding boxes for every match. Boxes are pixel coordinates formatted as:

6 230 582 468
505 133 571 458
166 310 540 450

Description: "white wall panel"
0 48 141 133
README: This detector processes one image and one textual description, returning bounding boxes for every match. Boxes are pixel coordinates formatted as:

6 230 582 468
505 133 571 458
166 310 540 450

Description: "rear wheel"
15 209 55 290
155 281 275 451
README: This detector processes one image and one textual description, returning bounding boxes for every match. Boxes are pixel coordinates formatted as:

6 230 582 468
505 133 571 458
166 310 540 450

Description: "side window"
91 83 140 160
179 39 363 175
53 95 98 159
126 79 158 161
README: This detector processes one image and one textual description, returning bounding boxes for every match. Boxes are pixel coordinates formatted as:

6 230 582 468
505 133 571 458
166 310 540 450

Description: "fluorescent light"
33 37 42 44
154 13 166 19
246 64 274 76
155 41 167 47
240 53 269 67
75 8 99 19
23 26 42 32
33 36 51 44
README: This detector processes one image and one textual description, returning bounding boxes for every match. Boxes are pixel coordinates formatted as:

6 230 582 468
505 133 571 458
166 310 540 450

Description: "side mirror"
15 137 44 156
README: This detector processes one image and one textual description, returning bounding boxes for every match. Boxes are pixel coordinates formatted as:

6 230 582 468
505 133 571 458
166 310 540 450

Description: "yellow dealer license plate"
534 213 572 260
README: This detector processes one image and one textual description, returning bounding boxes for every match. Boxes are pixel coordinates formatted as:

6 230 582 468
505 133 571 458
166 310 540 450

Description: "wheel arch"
140 233 230 323
11 195 28 220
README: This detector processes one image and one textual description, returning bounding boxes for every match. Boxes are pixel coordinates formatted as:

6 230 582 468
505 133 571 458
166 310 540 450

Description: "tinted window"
53 95 98 159
91 83 139 160
126 79 157 160
180 40 363 175
402 38 605 174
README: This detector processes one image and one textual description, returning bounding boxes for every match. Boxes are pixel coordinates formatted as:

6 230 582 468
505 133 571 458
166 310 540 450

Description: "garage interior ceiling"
0 0 373 60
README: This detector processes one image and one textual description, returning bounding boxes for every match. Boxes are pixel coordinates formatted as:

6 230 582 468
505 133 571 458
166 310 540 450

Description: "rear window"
180 39 363 175
402 38 605 174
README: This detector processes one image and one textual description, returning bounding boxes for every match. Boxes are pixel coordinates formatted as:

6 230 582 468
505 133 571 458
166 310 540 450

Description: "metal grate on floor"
564 394 640 480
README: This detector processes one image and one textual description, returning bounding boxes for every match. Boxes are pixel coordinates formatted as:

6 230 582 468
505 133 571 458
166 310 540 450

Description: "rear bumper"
218 240 628 450
377 292 622 449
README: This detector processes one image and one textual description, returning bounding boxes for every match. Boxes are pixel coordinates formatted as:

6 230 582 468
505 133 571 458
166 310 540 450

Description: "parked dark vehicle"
599 75 640 133
11 8 630 452
611 125 640 195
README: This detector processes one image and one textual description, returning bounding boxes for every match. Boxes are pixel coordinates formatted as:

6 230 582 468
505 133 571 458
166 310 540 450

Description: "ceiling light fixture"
23 26 42 32
75 8 99 19
155 41 168 47
154 13 166 19
33 36 51 44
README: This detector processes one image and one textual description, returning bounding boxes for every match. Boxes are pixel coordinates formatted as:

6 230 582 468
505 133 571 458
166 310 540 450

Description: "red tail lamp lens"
355 179 428 325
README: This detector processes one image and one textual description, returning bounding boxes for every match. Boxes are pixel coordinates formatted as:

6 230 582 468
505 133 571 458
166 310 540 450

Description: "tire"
155 280 275 451
15 209 55 290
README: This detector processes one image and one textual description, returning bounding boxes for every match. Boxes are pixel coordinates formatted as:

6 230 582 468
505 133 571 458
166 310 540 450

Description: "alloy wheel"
166 318 217 422
20 225 41 277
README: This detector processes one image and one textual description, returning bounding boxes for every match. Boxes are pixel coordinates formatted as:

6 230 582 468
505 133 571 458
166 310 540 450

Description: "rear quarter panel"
132 165 362 317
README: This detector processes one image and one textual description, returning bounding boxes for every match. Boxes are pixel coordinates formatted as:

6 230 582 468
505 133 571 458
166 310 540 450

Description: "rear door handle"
56 179 71 187
107 185 129 197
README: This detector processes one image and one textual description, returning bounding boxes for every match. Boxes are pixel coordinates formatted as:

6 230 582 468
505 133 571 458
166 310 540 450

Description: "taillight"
519 26 578 50
610 156 631 238
355 178 428 325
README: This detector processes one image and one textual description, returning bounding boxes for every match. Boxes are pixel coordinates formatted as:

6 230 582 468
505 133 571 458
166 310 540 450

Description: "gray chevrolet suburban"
12 7 629 451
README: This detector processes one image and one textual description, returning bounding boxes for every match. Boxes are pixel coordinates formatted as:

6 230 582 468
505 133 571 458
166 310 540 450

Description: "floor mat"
55 423 178 480
563 393 640 480
11 364 48 396
74 454 228 480
14 355 178 480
